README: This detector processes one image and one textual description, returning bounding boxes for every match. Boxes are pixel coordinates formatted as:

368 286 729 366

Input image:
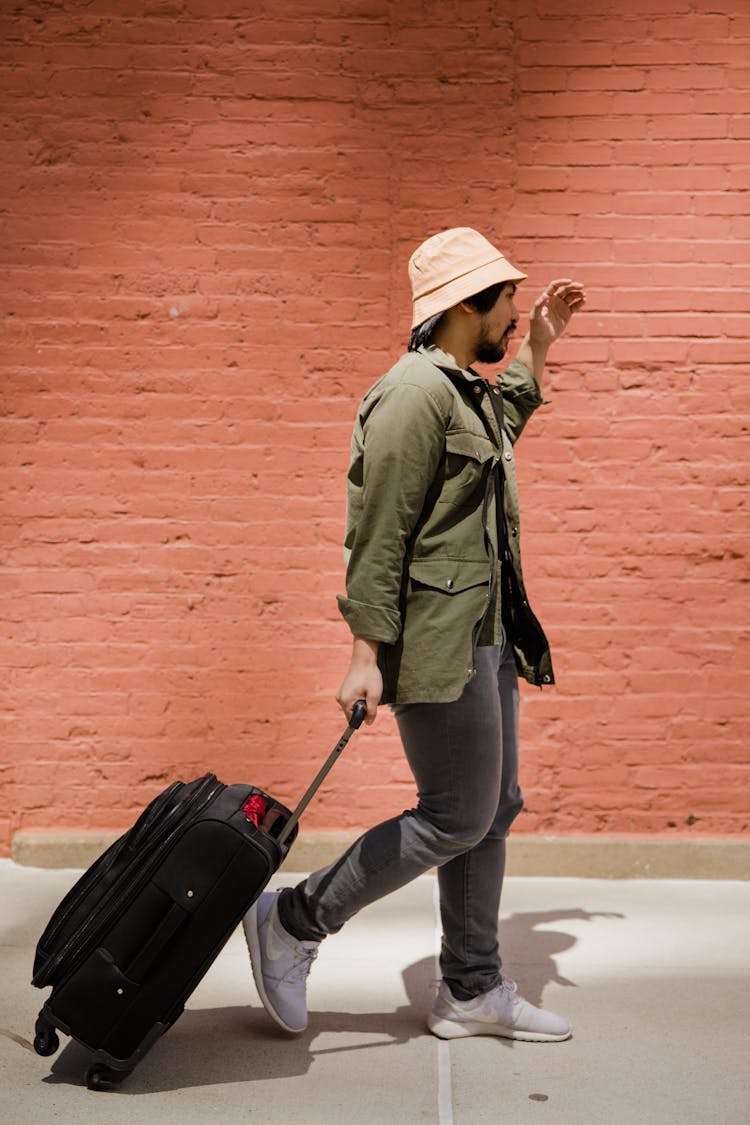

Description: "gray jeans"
279 642 523 999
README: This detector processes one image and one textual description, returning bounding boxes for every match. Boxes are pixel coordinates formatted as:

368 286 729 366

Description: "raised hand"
528 279 586 351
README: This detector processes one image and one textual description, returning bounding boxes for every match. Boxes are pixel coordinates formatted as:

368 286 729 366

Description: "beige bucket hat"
408 227 527 329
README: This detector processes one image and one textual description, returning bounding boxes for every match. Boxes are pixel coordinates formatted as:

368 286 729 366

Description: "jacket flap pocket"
445 431 496 462
409 558 490 594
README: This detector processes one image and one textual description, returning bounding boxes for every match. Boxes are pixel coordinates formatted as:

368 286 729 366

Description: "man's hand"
529 278 586 351
335 637 382 725
516 278 585 385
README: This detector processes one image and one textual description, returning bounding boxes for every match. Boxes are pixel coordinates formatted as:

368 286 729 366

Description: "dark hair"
408 281 509 351
463 281 508 314
408 311 445 352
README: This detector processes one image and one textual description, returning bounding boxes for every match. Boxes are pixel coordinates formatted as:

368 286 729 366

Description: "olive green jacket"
337 345 554 704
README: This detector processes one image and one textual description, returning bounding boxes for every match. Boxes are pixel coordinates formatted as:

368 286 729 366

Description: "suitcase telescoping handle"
277 700 367 848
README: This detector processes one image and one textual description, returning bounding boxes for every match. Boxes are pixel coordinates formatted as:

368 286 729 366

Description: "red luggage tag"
242 794 268 827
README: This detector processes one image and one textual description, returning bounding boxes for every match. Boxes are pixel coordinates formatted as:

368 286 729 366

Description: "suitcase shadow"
43 1003 428 1094
42 956 436 1093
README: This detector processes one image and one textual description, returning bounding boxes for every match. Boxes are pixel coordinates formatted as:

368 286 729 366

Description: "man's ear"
456 299 480 319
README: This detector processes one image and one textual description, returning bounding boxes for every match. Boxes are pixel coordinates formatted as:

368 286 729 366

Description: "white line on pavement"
433 878 454 1125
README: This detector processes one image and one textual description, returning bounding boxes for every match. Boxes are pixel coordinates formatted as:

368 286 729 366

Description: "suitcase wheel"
33 1015 60 1058
86 1063 129 1092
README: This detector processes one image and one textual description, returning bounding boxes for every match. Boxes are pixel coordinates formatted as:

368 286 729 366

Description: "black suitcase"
31 702 366 1090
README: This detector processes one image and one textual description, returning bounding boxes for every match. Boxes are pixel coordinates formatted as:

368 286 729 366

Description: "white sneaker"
427 979 572 1042
242 890 320 1033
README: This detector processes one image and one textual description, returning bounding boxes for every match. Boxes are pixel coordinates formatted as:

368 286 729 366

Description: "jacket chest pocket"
409 558 490 595
439 431 497 509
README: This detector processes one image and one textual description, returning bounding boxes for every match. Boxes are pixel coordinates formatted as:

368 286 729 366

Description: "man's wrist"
352 636 380 663
516 334 548 385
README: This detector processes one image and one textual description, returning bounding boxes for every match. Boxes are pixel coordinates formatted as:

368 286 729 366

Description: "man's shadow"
497 907 623 1007
43 907 621 1093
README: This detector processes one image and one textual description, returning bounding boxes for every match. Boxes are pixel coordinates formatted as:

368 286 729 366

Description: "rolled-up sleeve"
337 380 447 643
337 595 402 644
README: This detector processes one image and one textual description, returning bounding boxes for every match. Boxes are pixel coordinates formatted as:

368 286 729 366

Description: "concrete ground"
1 861 748 1125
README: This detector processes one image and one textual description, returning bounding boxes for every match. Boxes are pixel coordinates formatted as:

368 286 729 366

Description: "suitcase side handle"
277 700 367 849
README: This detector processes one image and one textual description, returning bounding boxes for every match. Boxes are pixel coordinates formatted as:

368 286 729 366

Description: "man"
243 227 585 1041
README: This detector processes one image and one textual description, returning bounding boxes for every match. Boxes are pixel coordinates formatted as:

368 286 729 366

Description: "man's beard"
475 320 517 364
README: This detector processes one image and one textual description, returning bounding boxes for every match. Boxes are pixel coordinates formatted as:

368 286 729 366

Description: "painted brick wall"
2 0 748 853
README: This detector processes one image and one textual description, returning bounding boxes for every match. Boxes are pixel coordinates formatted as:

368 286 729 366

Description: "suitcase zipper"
34 781 186 967
34 775 224 989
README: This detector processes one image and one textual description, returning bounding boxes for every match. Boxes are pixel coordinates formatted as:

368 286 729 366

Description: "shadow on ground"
499 907 623 1006
35 905 617 1093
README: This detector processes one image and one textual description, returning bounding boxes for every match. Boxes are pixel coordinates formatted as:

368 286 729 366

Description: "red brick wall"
2 1 748 852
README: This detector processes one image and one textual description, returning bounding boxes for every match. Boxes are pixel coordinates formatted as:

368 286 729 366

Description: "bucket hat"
408 227 527 329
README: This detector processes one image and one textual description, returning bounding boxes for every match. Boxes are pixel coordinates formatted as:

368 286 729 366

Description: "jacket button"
473 385 482 394
492 387 501 395
512 527 519 537
542 674 551 683
446 578 455 589
504 451 512 461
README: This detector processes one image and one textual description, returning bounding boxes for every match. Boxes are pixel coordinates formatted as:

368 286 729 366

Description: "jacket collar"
417 344 483 384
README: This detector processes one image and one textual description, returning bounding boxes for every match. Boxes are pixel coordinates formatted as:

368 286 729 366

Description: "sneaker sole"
243 898 306 1035
427 1014 572 1042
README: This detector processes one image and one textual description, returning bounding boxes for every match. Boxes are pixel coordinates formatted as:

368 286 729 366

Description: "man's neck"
430 330 475 371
